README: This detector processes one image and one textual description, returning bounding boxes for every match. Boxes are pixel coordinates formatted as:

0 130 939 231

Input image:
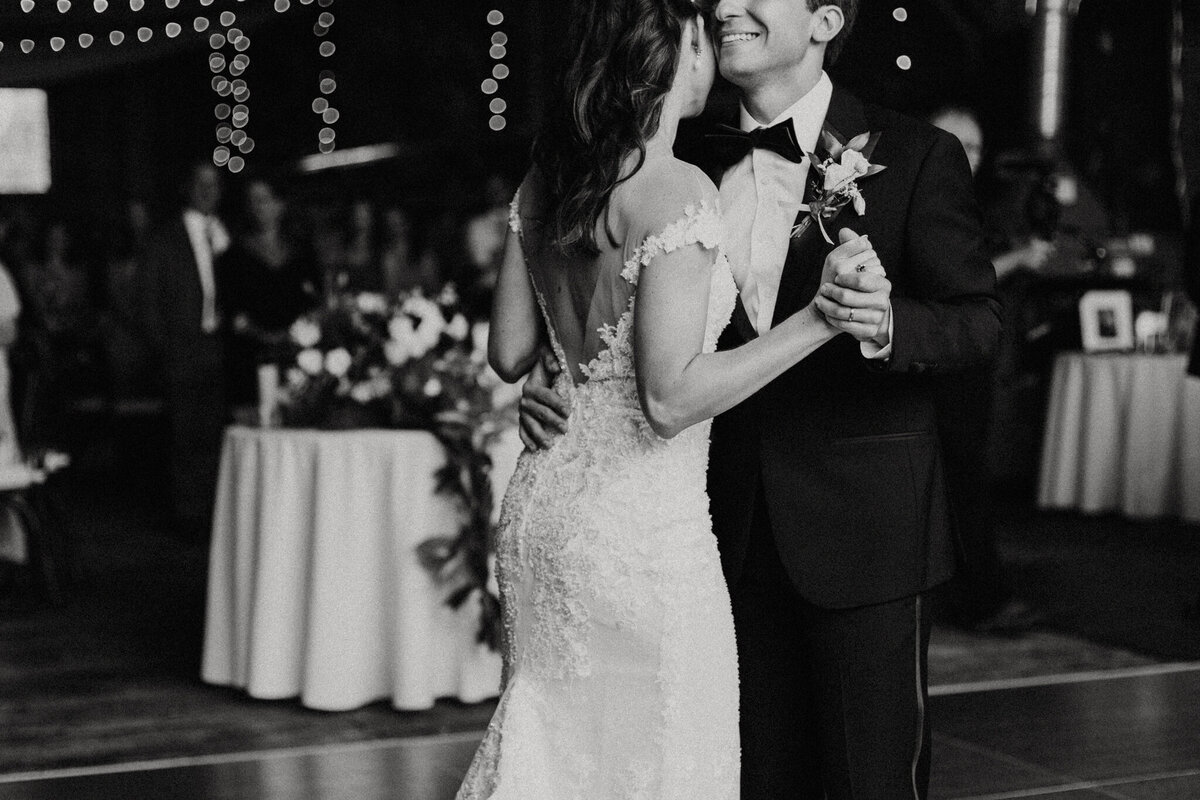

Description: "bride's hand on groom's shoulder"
814 227 892 344
519 350 569 451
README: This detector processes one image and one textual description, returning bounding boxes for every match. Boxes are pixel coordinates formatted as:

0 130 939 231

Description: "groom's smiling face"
711 0 826 90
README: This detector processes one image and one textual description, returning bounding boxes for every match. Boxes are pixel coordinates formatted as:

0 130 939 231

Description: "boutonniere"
791 130 886 244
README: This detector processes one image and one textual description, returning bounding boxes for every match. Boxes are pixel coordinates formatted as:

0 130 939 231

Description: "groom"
519 1 1000 797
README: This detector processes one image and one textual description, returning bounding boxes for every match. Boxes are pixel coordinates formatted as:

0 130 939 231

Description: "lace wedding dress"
456 161 740 800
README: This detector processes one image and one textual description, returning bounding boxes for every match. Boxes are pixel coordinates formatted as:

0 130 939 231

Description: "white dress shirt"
719 72 891 358
182 209 230 334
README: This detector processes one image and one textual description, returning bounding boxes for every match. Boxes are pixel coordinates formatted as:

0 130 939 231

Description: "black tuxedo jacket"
699 85 1002 610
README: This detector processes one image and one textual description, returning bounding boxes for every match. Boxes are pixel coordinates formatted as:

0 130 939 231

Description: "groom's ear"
810 4 846 48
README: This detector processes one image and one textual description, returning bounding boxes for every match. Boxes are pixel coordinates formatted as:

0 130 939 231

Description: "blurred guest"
218 178 319 406
462 174 514 316
931 106 1042 633
337 198 382 292
138 162 229 540
0 255 24 566
102 200 154 399
379 206 439 297
20 220 98 446
1186 191 1199 379
930 109 1055 280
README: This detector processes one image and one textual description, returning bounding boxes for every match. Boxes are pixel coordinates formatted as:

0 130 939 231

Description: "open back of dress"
510 172 640 388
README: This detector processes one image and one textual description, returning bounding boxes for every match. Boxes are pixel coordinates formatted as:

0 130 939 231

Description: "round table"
201 425 522 711
1037 352 1200 523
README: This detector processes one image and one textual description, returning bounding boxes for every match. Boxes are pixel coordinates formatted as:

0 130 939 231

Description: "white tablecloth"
201 426 523 711
1038 353 1200 522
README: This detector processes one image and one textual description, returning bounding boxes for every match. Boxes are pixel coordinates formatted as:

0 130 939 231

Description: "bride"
456 1 852 796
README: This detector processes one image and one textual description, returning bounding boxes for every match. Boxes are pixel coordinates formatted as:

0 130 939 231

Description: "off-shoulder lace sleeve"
620 197 722 286
508 189 522 234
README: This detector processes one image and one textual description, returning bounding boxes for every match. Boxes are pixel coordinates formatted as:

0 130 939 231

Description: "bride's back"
514 156 714 386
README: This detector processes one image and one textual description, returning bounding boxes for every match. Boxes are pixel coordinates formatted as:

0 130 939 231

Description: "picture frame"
1078 289 1134 353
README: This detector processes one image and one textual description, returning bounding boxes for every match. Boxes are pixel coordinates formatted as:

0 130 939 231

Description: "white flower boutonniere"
791 130 886 244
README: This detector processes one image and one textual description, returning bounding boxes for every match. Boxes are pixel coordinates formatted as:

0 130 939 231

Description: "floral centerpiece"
275 283 514 648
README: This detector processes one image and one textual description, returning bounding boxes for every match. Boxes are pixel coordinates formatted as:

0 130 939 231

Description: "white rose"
370 374 393 397
423 377 443 397
388 315 415 342
356 292 388 314
384 338 410 366
402 295 436 318
416 314 445 349
287 367 307 388
446 313 470 341
297 348 324 375
437 283 460 306
324 347 353 377
841 148 871 177
822 162 856 193
349 382 374 403
290 318 321 348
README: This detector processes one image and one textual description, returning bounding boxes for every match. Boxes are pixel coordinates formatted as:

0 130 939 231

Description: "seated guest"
20 219 98 447
379 206 440 297
218 178 320 406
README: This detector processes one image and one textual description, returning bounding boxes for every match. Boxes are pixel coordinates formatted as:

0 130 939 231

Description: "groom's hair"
809 0 858 66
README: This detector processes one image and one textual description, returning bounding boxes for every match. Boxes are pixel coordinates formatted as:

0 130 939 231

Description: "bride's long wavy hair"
532 0 706 255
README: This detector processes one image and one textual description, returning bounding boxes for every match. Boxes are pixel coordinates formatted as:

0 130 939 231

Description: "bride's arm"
635 235 875 439
489 230 543 383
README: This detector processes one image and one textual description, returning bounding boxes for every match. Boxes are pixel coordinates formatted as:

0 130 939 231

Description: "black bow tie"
705 120 807 167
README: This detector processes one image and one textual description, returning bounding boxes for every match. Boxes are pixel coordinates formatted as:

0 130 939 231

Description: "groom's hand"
518 350 569 451
815 227 892 344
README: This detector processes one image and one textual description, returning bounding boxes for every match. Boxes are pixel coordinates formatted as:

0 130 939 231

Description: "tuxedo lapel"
770 85 870 328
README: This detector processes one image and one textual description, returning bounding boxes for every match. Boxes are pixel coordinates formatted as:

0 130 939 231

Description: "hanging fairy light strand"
308 0 338 155
211 7 254 173
1 0 340 165
483 8 507 132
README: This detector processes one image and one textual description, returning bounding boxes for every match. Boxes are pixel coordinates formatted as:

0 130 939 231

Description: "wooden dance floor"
2 665 1198 800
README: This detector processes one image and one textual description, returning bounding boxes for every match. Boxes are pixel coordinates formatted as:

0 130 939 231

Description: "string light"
310 1 338 154
210 8 253 172
484 8 508 132
0 0 345 167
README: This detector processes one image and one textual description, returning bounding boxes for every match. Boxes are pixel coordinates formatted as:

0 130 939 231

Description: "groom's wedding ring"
848 310 855 323
856 263 867 272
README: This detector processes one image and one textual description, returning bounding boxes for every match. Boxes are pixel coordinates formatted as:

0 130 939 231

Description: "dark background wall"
0 0 1192 232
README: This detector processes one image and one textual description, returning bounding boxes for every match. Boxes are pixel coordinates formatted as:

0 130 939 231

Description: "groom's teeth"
721 32 758 44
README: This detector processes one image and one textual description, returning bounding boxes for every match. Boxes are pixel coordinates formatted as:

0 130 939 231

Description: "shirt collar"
738 71 833 153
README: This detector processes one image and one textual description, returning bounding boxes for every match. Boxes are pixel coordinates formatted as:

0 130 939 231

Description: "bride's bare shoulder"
613 157 718 235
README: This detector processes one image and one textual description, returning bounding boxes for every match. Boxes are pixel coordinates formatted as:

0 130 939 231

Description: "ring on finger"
848 309 855 323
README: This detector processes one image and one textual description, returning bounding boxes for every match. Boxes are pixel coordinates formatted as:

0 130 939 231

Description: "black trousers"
730 490 933 800
935 367 1010 621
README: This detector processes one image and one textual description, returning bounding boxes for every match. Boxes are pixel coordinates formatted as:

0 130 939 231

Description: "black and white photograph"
1 1 1199 799
1078 288 1134 351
